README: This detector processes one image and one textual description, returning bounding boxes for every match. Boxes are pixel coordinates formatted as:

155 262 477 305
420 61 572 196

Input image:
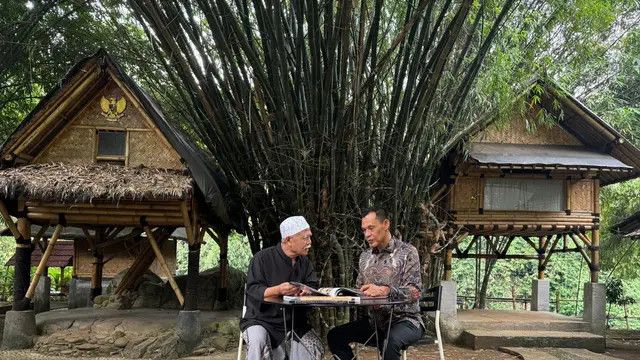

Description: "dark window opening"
96 130 126 164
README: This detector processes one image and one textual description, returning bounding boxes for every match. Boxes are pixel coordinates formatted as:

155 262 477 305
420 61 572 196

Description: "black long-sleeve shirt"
240 242 318 347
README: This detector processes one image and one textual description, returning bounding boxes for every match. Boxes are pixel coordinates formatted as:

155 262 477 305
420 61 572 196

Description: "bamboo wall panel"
474 112 582 146
75 81 148 128
570 179 594 212
35 127 95 164
75 237 176 278
452 177 480 211
128 131 183 170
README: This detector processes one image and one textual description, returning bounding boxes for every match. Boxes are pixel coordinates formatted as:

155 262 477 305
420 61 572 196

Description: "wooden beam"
115 230 161 294
0 200 21 240
542 235 561 269
444 247 453 281
569 233 592 269
180 201 195 245
591 229 600 283
538 236 547 280
144 226 184 306
32 224 50 253
25 224 63 299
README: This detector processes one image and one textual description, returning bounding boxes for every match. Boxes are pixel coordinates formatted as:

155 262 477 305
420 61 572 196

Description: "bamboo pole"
0 200 21 240
27 206 181 217
444 247 453 280
180 201 195 245
26 201 183 211
591 229 600 283
27 212 184 225
25 224 63 299
569 233 592 269
32 224 50 252
538 236 547 280
144 226 184 306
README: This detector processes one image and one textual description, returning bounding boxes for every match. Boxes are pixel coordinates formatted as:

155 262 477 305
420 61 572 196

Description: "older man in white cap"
240 216 324 360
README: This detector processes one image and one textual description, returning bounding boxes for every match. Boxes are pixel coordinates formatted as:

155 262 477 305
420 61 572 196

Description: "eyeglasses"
297 234 312 242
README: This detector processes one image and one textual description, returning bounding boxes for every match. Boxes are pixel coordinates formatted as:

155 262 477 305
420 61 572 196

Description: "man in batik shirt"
327 208 424 360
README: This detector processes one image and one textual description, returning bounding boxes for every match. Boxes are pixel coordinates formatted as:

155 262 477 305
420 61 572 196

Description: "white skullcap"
280 216 310 240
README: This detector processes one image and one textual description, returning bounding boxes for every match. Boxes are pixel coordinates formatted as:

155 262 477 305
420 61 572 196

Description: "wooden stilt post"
184 240 201 311
538 236 547 280
25 224 63 300
591 178 601 283
13 217 32 310
90 229 104 300
444 246 453 281
217 230 230 305
590 228 600 283
182 201 200 311
144 225 184 306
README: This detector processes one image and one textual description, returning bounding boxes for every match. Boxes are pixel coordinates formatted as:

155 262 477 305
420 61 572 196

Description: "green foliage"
453 236 640 329
0 236 14 301
607 278 636 306
175 231 252 276
48 266 72 292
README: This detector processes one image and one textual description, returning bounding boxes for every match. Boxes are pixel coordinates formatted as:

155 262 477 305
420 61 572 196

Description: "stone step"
499 347 618 360
459 318 592 332
460 329 606 353
458 310 592 332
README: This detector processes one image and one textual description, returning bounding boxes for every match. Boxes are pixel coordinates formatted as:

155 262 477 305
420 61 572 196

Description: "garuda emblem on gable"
100 96 127 120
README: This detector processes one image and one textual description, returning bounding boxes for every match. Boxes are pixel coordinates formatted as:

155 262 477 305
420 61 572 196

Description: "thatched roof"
0 163 192 203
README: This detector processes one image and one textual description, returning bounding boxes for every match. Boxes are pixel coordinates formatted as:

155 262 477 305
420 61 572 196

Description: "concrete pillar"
440 280 458 319
583 282 606 335
1 310 36 349
175 310 201 355
68 278 91 308
531 279 550 311
33 275 51 313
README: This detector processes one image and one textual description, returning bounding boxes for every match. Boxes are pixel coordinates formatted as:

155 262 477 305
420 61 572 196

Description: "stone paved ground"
0 343 517 359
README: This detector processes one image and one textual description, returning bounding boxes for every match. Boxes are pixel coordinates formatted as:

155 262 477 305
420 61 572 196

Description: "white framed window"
483 178 565 211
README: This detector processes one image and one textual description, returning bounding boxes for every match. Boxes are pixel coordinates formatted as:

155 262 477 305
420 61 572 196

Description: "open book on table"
290 281 375 297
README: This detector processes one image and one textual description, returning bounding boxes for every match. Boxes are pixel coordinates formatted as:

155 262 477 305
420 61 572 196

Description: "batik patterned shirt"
356 236 424 330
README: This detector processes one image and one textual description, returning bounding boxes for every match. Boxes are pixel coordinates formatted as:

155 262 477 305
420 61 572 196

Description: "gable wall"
34 81 184 170
474 110 582 146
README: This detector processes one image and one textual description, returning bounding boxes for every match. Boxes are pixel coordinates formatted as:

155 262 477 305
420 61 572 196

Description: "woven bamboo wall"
474 111 582 146
128 131 183 170
570 179 595 212
75 81 148 128
450 174 597 225
34 80 184 170
36 127 95 164
451 177 481 211
74 237 177 279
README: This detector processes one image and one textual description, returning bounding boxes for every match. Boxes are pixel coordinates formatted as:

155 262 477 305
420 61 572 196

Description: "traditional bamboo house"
432 80 640 331
0 49 241 340
612 211 640 238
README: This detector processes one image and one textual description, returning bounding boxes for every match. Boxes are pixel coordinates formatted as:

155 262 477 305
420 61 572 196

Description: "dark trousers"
327 318 424 360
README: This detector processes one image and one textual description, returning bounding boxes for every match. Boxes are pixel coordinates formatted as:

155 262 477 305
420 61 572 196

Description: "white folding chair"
237 284 247 360
402 285 445 360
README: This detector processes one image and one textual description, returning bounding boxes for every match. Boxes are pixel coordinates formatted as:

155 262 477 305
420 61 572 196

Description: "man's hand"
360 284 390 297
299 287 313 296
277 282 300 296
